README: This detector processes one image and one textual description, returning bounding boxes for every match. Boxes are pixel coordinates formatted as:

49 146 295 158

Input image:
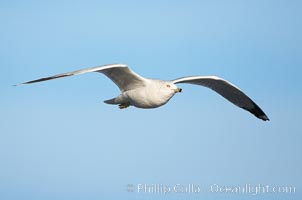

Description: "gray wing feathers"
99 66 146 92
173 76 269 121
16 64 146 91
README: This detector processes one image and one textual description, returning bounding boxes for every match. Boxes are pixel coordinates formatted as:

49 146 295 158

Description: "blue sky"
1 0 302 199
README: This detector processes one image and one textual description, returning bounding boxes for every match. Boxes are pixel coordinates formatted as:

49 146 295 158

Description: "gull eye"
166 84 171 88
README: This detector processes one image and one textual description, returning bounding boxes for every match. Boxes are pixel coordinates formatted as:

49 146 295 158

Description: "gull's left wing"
173 76 269 121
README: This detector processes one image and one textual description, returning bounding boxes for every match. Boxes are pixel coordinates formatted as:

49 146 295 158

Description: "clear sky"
1 0 302 199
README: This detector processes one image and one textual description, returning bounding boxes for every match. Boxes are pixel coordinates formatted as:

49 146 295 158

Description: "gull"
16 63 269 121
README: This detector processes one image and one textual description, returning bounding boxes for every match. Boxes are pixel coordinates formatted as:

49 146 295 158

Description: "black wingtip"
13 82 33 86
241 103 270 122
14 74 70 86
259 114 270 121
251 105 270 122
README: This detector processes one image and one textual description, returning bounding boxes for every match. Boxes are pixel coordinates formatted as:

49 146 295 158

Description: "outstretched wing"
16 64 147 92
173 76 269 121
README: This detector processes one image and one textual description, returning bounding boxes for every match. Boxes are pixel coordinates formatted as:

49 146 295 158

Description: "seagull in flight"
16 63 269 121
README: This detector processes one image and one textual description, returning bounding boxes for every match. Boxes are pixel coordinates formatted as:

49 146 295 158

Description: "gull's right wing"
15 63 147 92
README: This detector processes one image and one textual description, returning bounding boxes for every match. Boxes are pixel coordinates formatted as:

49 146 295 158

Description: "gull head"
145 81 182 107
156 81 182 103
162 82 182 94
